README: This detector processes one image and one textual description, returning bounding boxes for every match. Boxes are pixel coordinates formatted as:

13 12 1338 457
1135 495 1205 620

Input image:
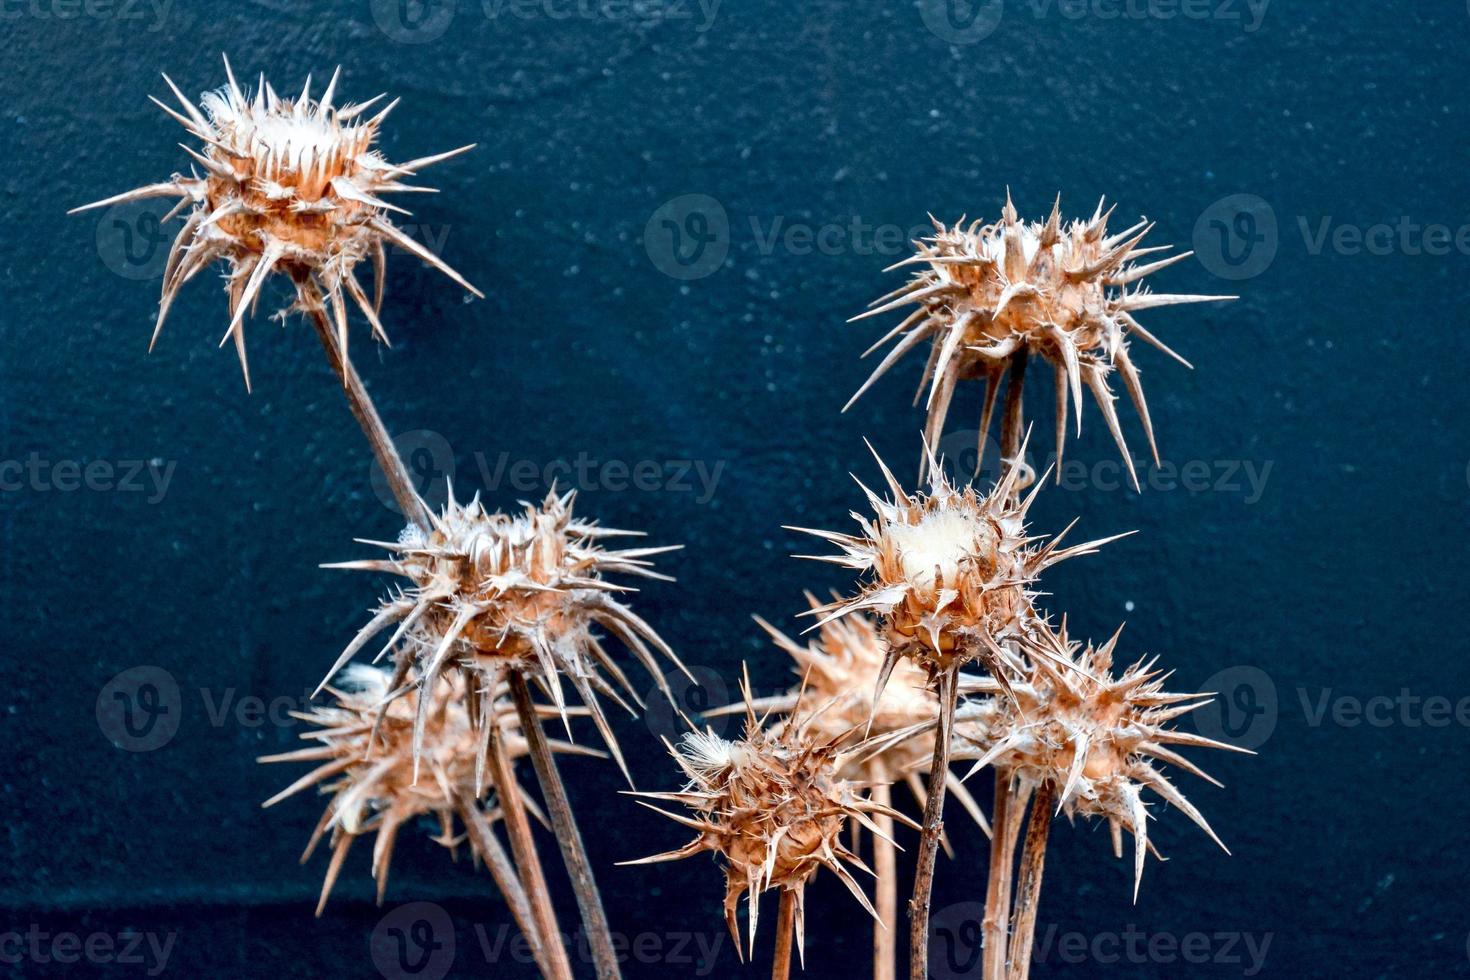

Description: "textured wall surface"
2 0 1467 976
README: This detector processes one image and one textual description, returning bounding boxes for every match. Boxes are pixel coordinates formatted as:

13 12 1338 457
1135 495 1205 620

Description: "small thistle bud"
627 687 915 962
790 443 1129 684
70 56 481 390
848 195 1235 489
322 485 687 780
953 621 1252 899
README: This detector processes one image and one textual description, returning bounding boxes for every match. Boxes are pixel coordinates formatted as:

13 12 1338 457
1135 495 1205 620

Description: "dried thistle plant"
728 596 991 832
717 600 994 980
259 666 539 913
789 442 1127 683
69 55 480 390
790 441 1132 978
953 620 1247 900
627 678 915 976
320 485 685 780
848 195 1233 487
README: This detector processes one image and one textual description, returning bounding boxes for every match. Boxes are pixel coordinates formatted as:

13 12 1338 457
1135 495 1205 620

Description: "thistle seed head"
322 485 686 781
953 621 1252 900
259 666 530 915
627 684 914 962
848 195 1235 489
70 56 481 390
790 442 1129 681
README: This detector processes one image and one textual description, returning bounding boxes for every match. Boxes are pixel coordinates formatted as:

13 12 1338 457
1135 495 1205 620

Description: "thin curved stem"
487 705 574 980
304 302 431 530
908 667 957 980
510 672 623 980
1005 781 1055 980
871 763 897 980
457 792 553 978
772 889 797 980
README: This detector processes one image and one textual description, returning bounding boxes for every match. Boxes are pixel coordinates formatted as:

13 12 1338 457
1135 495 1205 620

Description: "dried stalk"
977 356 1031 980
772 889 798 980
1005 781 1055 980
981 773 1031 980
510 671 623 980
303 299 432 531
456 789 554 977
907 667 957 979
871 762 897 980
485 701 573 980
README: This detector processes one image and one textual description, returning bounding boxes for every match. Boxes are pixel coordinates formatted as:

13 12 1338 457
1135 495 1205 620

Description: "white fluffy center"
889 507 987 589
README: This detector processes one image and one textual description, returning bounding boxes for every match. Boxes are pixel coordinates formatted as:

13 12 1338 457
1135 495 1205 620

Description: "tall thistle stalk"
72 59 694 980
841 194 1240 980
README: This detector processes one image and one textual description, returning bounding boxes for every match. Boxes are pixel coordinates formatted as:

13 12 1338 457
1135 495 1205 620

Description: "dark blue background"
3 0 1467 976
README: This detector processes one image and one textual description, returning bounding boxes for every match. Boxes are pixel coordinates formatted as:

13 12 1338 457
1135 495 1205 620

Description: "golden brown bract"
322 486 686 780
69 56 481 390
848 195 1234 489
953 621 1252 900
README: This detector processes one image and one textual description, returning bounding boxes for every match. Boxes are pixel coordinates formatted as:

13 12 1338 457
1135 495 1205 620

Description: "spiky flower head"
952 621 1250 899
790 443 1127 682
627 686 913 962
260 665 559 914
719 597 994 834
322 485 685 779
848 195 1234 489
70 56 481 390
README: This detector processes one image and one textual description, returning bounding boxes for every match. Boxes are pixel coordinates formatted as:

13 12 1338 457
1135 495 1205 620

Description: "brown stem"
303 302 432 530
772 889 797 980
1005 781 1055 980
981 772 1031 980
487 702 573 980
457 792 553 978
907 667 957 980
870 762 897 980
1000 350 1029 499
510 672 623 980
